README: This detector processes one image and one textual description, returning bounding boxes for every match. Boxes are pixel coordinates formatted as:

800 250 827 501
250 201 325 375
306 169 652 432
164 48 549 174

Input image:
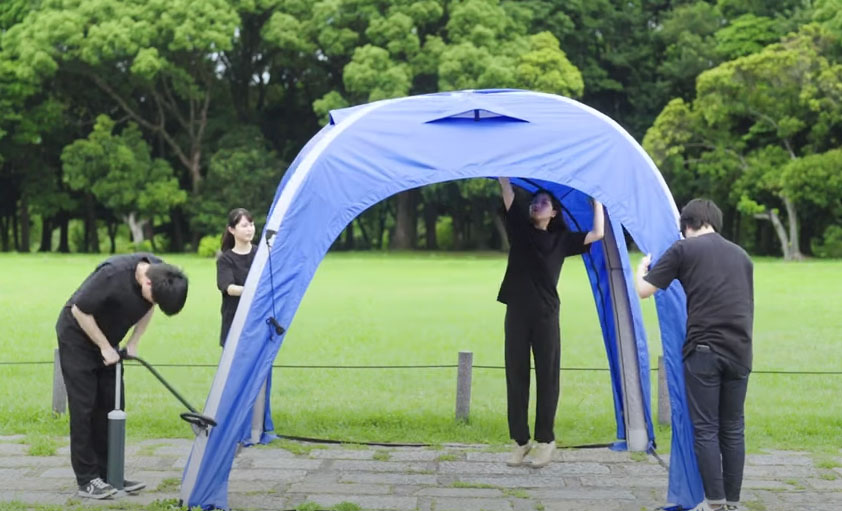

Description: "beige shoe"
528 440 556 468
506 442 532 466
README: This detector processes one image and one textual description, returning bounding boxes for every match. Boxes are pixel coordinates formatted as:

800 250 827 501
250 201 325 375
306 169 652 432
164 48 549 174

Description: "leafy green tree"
263 0 583 249
645 24 842 260
1 0 241 194
714 14 787 60
61 115 186 247
189 125 285 240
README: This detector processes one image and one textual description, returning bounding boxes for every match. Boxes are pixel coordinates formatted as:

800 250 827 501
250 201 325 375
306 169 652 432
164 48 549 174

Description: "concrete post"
455 351 473 421
52 348 67 415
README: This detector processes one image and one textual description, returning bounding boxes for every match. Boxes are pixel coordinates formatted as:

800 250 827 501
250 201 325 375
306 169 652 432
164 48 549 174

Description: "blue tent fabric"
179 90 703 509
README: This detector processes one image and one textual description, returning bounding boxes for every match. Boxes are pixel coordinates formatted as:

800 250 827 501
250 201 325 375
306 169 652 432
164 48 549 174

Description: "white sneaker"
506 442 532 466
689 501 726 511
528 440 556 468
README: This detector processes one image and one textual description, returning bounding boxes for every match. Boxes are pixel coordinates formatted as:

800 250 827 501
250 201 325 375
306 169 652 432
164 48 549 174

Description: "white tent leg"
251 380 267 444
603 214 648 452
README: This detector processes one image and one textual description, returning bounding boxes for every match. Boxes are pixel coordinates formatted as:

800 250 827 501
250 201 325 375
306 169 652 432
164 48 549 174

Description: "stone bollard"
658 355 671 426
455 351 473 421
52 348 67 415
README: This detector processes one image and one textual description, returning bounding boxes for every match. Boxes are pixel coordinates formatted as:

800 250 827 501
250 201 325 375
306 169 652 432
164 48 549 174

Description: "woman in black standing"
497 177 604 468
217 208 256 347
216 207 275 445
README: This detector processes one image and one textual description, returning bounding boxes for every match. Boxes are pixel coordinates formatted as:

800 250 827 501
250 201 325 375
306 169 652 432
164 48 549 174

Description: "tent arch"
180 89 703 510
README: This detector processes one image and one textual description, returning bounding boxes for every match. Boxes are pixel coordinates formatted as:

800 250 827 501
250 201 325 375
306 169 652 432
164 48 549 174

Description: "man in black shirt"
55 253 188 499
497 177 604 468
636 199 753 511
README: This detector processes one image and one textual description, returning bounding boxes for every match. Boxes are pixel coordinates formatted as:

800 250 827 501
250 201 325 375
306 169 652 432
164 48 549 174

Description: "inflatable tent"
180 89 704 509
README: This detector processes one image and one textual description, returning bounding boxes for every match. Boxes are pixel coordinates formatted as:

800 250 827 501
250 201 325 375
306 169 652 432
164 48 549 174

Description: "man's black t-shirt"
216 245 256 346
56 253 160 351
644 232 754 369
497 198 590 315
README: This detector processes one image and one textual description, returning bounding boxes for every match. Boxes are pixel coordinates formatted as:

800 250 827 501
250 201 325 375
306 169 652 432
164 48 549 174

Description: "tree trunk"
125 212 146 244
451 202 467 251
106 220 117 254
84 195 100 253
58 213 70 253
18 195 30 253
755 209 792 260
170 206 185 253
378 205 389 249
391 189 418 250
39 216 52 252
470 198 490 250
356 217 371 249
189 151 203 194
11 207 19 251
343 220 355 250
423 201 438 250
782 196 803 260
0 215 9 251
146 221 157 252
493 209 509 251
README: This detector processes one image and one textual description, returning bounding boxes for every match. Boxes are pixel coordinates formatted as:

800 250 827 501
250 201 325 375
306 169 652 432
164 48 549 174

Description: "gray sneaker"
123 479 146 493
78 477 117 499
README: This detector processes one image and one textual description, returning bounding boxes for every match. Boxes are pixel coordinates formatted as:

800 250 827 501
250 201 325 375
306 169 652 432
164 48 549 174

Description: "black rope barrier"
2 360 841 374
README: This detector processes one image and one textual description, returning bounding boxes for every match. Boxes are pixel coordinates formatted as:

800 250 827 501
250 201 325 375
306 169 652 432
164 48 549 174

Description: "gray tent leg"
250 379 267 444
602 214 648 452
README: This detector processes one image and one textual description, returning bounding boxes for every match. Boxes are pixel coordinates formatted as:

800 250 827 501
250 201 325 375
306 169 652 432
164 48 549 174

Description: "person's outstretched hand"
639 254 652 273
101 346 120 366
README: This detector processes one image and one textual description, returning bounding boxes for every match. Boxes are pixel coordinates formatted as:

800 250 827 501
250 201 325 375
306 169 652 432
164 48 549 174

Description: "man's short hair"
680 198 723 236
147 263 188 315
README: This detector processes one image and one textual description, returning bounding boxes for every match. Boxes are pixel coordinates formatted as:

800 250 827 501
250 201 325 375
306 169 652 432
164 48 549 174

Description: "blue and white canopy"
180 89 703 510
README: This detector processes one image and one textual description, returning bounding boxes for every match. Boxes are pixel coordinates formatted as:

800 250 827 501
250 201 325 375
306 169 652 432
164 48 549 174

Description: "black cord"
264 230 285 336
648 447 670 470
3 360 841 374
274 432 613 450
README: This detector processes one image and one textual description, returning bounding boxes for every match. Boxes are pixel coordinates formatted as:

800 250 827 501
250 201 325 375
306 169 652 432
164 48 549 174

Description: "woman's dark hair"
147 263 188 316
221 208 254 251
679 198 722 237
531 190 568 232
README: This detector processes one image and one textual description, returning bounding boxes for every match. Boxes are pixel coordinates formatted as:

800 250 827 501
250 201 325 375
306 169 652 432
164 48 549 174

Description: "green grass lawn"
0 252 839 452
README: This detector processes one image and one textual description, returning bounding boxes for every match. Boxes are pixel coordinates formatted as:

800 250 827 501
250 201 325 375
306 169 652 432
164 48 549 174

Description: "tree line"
1 0 840 258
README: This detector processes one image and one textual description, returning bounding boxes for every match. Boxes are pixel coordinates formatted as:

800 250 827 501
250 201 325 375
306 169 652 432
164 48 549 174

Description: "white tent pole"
602 213 649 452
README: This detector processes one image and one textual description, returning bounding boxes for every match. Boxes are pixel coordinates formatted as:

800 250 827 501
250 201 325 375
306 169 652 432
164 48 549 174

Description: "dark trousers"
58 340 123 487
504 305 560 445
684 345 750 503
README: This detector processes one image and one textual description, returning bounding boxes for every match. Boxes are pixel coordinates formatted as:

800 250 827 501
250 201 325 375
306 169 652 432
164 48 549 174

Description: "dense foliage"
1 0 839 258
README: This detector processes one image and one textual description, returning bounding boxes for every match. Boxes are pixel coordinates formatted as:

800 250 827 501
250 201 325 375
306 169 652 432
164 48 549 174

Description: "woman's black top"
216 245 256 346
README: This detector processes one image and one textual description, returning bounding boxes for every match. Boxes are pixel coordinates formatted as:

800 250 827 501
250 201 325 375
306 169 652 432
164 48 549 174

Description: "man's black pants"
58 340 123 487
684 344 750 504
504 305 560 445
